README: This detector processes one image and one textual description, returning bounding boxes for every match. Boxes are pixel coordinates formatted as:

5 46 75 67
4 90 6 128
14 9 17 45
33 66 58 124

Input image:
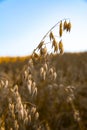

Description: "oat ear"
59 40 64 54
63 20 67 30
52 38 57 48
49 31 54 41
33 18 71 55
59 21 63 37
67 21 71 32
37 41 44 50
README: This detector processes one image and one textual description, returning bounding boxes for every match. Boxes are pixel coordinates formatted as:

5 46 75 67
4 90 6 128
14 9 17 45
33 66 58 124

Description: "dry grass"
0 52 87 130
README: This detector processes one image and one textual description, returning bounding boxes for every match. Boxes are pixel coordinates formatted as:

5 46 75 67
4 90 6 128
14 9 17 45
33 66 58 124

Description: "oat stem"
33 18 70 53
41 18 70 42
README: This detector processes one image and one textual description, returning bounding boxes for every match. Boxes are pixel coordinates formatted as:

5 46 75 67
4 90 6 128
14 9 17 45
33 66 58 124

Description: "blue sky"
0 0 87 56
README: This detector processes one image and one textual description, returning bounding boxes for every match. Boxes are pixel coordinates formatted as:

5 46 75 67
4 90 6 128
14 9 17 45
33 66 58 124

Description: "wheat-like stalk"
33 18 71 56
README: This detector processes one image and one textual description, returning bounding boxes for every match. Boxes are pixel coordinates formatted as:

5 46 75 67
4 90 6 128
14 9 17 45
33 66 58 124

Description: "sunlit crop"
0 19 87 130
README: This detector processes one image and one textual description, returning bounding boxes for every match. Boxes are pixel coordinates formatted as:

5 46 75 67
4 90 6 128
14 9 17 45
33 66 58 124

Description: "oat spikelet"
54 42 58 53
63 20 67 30
52 38 57 48
37 41 44 50
59 21 63 37
33 52 39 59
59 40 64 54
59 27 63 37
60 47 64 54
40 46 47 56
59 40 63 49
60 20 62 28
49 31 54 41
67 21 71 32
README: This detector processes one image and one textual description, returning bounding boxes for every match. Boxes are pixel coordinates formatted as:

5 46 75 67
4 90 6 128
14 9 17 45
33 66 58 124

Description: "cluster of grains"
59 20 71 37
5 84 40 130
22 59 37 97
0 58 50 130
0 78 49 130
0 78 9 130
33 19 71 58
63 20 71 32
65 85 85 130
0 78 8 89
40 63 57 81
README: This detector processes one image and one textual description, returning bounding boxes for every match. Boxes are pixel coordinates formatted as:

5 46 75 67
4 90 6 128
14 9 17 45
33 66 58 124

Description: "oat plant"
1 19 86 130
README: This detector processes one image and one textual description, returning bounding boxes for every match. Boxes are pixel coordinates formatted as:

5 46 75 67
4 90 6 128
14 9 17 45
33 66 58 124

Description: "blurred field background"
0 52 87 130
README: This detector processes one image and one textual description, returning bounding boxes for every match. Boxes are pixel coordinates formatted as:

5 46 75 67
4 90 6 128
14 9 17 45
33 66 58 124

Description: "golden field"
0 52 87 130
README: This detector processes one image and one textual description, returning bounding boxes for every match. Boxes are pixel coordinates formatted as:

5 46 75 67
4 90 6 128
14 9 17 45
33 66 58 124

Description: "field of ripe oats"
0 52 87 130
0 20 87 130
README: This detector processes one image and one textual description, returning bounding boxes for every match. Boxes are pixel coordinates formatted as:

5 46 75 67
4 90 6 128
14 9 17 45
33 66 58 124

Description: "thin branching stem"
33 18 70 53
41 18 70 42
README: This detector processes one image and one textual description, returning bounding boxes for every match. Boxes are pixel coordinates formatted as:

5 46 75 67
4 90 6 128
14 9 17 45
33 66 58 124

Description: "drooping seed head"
52 38 57 48
67 21 71 32
54 42 59 53
59 21 63 37
37 41 44 50
63 20 67 30
59 27 63 37
49 31 54 41
59 40 64 54
40 46 47 56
